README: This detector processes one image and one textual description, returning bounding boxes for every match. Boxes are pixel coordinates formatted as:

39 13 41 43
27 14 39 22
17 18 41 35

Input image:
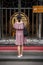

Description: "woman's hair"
17 14 21 22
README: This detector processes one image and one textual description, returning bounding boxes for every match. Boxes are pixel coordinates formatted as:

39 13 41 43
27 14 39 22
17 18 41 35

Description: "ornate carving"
10 12 30 36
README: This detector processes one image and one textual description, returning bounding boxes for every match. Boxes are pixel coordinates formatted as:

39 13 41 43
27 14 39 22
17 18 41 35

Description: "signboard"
33 6 43 13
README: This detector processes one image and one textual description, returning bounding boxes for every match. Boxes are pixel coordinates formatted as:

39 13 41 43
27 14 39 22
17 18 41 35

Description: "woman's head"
17 14 21 22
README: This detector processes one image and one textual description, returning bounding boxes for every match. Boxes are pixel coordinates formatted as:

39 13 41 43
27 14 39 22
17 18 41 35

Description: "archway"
10 12 30 37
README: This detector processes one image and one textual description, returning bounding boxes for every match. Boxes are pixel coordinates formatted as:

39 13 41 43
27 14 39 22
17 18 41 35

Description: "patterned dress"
13 21 24 45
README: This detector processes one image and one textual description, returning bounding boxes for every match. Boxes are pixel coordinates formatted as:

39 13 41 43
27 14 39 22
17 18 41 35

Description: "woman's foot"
17 54 23 58
20 54 23 57
17 55 21 58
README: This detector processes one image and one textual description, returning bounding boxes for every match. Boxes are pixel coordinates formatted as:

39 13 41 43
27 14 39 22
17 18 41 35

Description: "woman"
13 14 24 58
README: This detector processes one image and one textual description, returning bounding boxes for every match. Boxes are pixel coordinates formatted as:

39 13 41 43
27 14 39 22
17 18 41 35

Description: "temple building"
0 0 43 41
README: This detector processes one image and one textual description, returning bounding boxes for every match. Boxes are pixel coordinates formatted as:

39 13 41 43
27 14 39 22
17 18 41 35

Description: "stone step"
0 46 43 50
0 55 43 61
0 52 43 61
0 61 43 65
0 52 43 56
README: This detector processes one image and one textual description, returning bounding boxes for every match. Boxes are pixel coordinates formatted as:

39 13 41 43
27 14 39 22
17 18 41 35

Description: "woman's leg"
18 45 21 56
20 45 23 55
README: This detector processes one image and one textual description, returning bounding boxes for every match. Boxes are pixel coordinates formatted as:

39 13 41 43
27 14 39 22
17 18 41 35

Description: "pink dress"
13 21 24 45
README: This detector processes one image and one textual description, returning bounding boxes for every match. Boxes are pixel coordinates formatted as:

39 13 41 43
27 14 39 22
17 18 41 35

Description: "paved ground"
0 61 43 65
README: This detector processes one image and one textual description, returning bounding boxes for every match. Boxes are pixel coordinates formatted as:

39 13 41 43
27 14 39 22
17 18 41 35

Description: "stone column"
18 0 21 13
0 1 2 39
39 13 42 39
38 0 43 39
